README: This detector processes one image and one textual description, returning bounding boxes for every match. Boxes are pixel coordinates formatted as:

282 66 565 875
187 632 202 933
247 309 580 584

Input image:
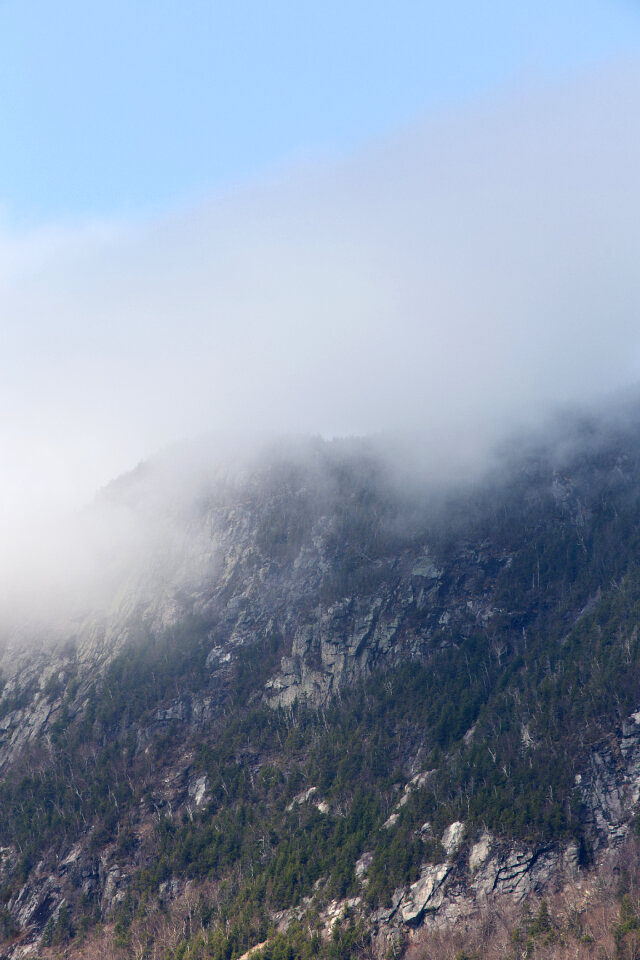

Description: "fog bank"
2 60 640 604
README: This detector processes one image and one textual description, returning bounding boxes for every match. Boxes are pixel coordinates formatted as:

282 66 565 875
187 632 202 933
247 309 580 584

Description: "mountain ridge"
2 412 640 957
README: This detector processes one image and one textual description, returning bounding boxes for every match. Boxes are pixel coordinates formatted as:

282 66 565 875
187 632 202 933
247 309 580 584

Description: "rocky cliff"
2 421 640 957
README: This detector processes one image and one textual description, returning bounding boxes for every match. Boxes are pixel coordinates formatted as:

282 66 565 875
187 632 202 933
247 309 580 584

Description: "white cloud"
2 60 640 546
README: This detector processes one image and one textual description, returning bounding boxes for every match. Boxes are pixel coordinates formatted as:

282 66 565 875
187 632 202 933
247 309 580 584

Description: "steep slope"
3 416 640 957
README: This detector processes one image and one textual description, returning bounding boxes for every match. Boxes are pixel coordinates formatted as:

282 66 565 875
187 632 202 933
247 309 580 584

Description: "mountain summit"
3 413 640 958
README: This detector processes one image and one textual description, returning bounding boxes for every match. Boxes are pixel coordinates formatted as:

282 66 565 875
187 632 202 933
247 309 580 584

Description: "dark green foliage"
615 894 640 958
0 907 16 940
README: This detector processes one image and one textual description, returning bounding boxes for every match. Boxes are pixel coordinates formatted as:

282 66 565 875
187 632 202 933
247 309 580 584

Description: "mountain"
4 412 640 958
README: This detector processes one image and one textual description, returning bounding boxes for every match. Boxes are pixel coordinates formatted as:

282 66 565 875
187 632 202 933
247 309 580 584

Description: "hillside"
3 413 640 958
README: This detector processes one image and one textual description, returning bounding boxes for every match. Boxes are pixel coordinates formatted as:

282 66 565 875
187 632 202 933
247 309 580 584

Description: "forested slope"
2 413 640 957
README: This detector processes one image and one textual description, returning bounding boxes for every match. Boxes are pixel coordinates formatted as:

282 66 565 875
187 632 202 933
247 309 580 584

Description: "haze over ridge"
2 60 640 590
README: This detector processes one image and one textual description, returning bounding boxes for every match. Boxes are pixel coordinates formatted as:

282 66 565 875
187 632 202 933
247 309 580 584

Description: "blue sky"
1 0 639 223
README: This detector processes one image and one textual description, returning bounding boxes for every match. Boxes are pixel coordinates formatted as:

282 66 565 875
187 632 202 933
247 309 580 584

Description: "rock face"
366 707 640 944
0 440 522 758
368 829 569 942
441 822 465 857
399 864 451 923
581 711 640 849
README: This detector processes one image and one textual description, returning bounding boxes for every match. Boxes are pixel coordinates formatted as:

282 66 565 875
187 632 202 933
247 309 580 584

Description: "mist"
3 60 640 621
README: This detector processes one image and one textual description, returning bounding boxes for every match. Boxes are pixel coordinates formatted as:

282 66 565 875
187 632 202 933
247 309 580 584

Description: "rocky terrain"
2 418 640 958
